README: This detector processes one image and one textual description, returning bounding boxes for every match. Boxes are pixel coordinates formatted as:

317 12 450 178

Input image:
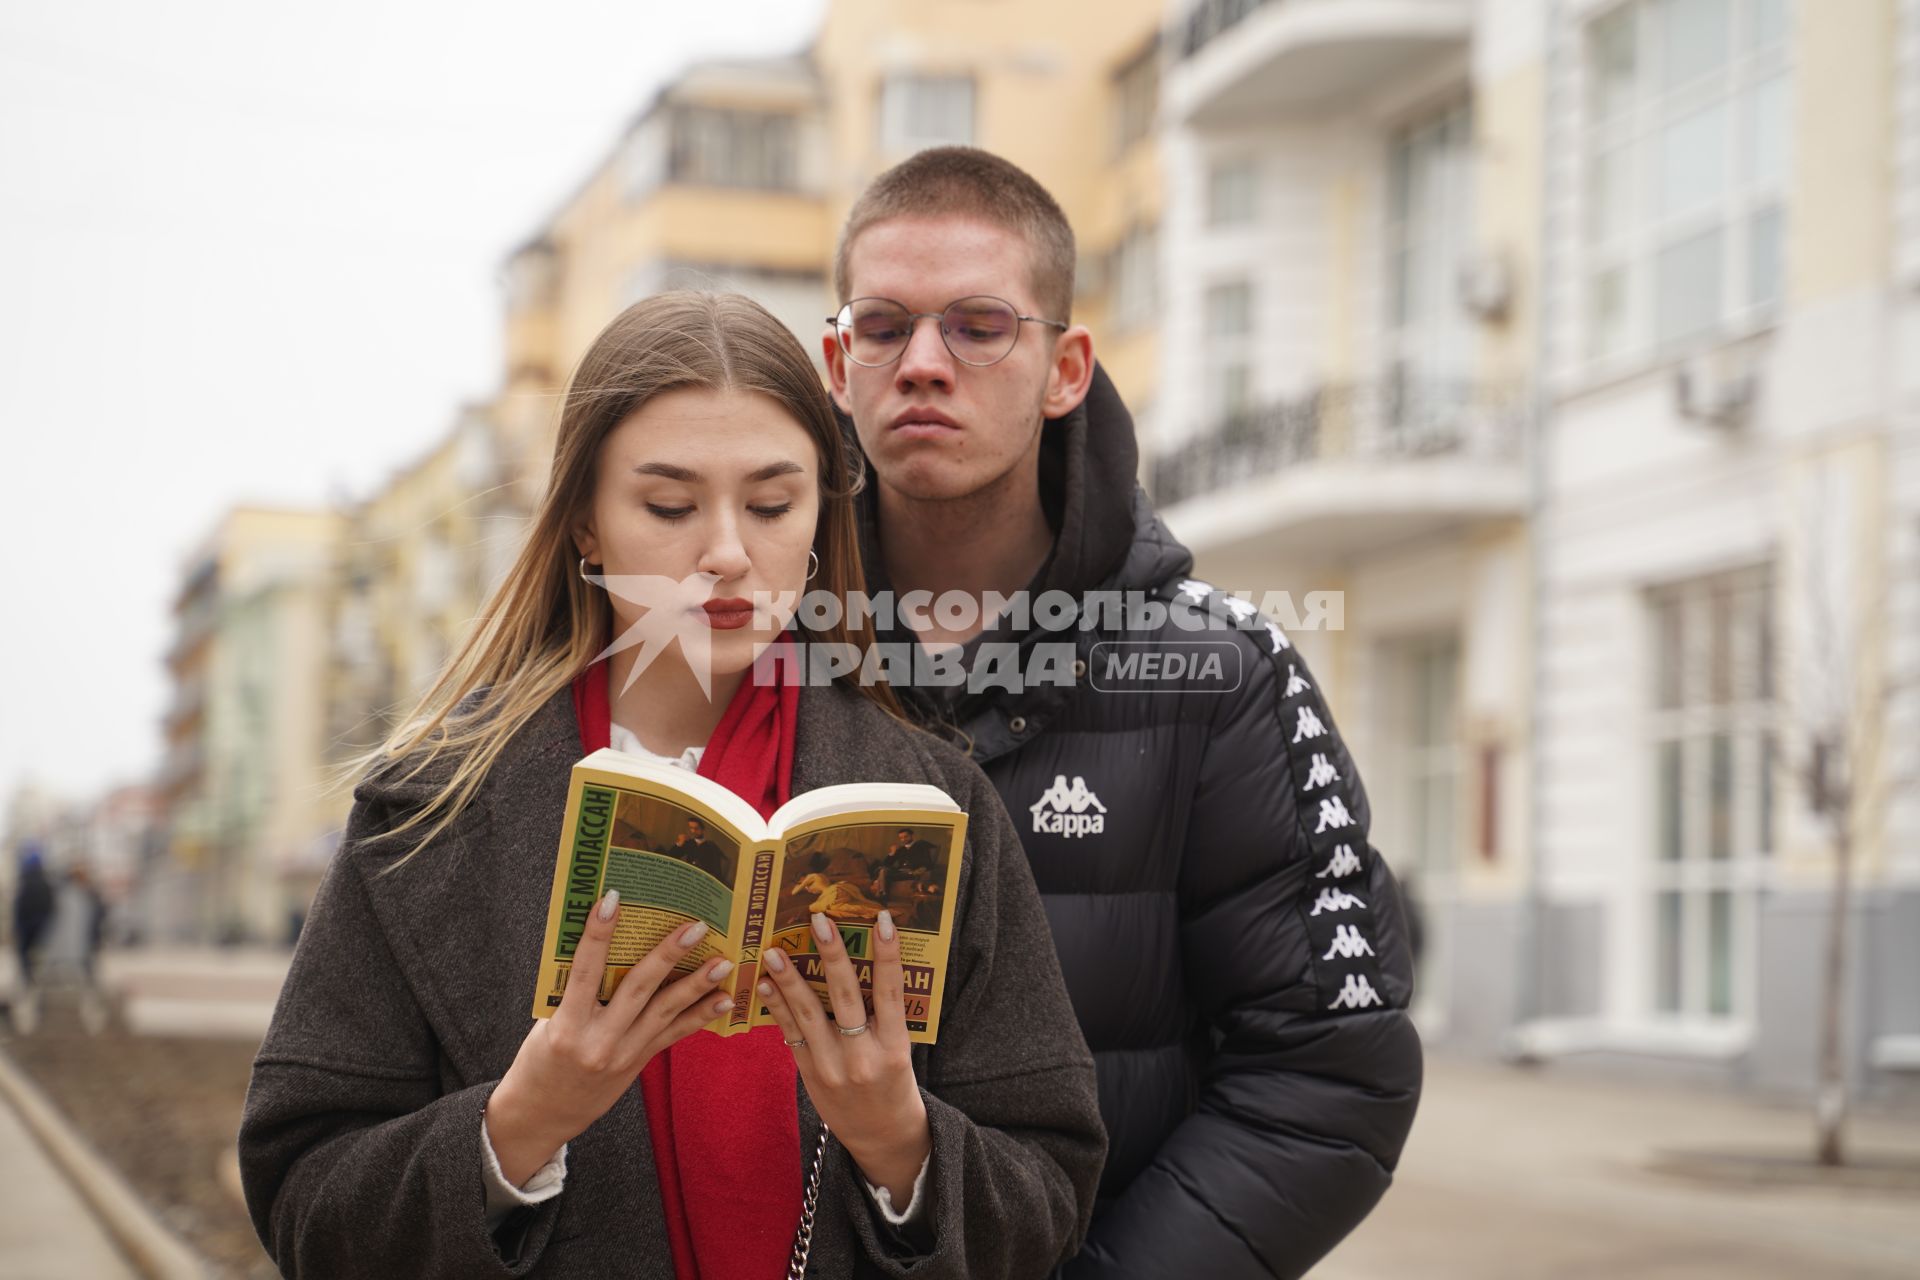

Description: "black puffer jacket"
847 365 1422 1279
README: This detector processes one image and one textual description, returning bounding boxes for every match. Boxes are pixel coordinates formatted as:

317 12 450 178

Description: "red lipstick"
700 597 755 630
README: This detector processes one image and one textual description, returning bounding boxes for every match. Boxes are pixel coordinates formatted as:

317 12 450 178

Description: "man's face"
688 821 704 840
826 214 1089 502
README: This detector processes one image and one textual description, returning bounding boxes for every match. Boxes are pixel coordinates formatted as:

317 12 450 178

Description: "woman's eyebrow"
630 460 806 482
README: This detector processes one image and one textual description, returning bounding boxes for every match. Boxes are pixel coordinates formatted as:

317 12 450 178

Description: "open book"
531 748 968 1044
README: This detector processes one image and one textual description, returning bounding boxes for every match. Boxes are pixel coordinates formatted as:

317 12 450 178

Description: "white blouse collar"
607 720 705 772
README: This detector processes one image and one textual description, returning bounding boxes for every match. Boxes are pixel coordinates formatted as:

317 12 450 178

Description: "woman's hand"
758 909 931 1204
486 890 735 1186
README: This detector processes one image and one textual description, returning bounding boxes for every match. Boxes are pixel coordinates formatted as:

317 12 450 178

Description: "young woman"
238 292 1105 1279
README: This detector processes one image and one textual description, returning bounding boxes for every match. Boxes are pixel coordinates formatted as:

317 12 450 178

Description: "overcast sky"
0 0 827 806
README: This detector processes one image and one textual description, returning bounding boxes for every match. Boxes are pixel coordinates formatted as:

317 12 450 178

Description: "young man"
822 147 1422 1279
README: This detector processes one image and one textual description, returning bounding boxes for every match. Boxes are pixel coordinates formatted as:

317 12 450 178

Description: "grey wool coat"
238 677 1106 1279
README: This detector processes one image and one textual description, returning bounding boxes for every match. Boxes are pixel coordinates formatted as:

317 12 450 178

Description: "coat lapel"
354 682 681 1276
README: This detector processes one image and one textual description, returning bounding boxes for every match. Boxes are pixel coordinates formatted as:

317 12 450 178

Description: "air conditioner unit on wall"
1674 344 1761 430
1456 250 1513 325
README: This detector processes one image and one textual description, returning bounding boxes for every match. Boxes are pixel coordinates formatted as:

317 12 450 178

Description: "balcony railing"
163 676 207 736
1152 377 1526 508
1176 0 1270 60
1167 0 1473 125
159 741 207 800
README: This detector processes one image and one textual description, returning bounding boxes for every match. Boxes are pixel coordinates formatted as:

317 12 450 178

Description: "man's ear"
1041 325 1096 420
822 329 852 414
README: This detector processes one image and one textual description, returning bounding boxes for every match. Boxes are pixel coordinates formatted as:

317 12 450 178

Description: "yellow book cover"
531 748 967 1043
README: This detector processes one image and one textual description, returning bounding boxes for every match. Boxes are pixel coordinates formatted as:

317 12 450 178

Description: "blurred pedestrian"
64 864 109 984
11 850 54 987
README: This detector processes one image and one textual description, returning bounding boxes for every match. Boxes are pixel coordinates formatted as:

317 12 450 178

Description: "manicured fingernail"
707 960 734 982
597 889 620 921
712 996 733 1014
757 981 773 997
811 912 834 942
763 948 787 974
877 909 895 942
680 921 708 946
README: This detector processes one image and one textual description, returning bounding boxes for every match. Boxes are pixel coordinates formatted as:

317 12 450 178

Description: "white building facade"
1152 0 1920 1103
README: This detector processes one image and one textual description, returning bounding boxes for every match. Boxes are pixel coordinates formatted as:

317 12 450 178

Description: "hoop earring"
806 549 820 582
579 556 601 583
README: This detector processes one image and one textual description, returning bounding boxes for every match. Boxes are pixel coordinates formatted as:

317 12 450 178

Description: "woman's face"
575 386 820 680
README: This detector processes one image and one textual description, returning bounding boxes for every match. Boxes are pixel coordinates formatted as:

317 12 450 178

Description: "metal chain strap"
786 1121 831 1279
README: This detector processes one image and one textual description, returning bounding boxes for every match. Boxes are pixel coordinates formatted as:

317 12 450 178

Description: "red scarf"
571 637 802 1280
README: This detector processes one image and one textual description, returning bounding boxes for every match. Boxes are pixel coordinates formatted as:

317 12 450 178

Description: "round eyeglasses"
828 295 1068 368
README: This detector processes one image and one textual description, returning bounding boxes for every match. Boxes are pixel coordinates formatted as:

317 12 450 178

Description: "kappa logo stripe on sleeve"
1157 581 1389 1013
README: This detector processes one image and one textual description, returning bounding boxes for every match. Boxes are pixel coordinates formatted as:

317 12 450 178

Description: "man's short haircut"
833 146 1076 323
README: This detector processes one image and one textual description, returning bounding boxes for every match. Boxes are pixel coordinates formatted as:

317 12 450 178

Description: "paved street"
0 1066 138 1280
9 949 1920 1278
1317 1057 1920 1279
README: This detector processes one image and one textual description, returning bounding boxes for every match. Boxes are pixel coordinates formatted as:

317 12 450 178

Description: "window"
627 260 828 362
504 242 560 311
1207 156 1258 227
1585 0 1791 364
1385 100 1475 438
879 75 974 153
1204 279 1254 421
1109 222 1160 332
1646 565 1774 1022
413 530 457 615
1380 632 1463 1011
1390 633 1463 878
618 123 668 202
668 108 799 190
1113 40 1159 155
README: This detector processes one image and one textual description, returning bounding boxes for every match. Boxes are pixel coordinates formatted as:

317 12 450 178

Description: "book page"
767 781 958 833
531 762 764 1027
755 808 967 1044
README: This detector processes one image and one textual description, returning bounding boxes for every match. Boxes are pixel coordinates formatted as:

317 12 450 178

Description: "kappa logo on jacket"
1029 775 1107 838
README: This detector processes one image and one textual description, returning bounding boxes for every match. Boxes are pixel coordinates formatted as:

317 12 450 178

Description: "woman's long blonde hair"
348 291 900 871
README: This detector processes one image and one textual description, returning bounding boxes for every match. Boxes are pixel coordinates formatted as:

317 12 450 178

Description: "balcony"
159 741 207 802
162 675 207 739
1152 378 1529 562
170 554 216 613
1166 0 1473 128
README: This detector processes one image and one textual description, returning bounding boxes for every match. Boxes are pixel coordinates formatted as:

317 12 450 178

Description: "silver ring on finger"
836 1021 871 1037
784 1036 808 1049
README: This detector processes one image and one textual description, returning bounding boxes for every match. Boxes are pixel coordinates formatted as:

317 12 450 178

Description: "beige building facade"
157 507 342 943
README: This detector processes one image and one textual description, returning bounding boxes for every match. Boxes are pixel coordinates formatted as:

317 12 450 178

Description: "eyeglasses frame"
827 294 1070 368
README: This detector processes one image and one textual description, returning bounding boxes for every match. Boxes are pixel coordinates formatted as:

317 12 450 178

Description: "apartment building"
494 0 1168 492
1150 0 1919 1102
157 507 342 943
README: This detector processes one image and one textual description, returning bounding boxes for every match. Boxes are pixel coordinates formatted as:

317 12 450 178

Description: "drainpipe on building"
1513 0 1565 1052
